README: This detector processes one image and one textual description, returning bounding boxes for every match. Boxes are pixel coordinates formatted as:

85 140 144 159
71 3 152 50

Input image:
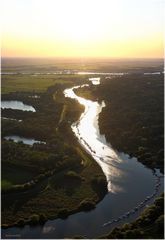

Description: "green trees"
17 218 25 227
28 214 40 225
104 194 164 239
94 74 163 171
1 180 12 191
58 209 69 219
78 199 95 211
39 214 47 224
2 82 107 227
91 176 107 198
155 215 164 232
65 171 81 180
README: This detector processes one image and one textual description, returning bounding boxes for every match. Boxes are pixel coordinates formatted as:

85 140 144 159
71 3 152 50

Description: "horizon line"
1 56 164 60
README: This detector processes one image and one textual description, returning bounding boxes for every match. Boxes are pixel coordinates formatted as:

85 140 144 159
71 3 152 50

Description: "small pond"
2 117 22 122
4 135 45 145
1 101 36 112
89 77 100 85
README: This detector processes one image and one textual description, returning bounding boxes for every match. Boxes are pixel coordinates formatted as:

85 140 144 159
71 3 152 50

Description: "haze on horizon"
2 0 164 59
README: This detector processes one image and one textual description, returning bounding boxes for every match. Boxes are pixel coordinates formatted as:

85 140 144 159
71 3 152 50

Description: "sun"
50 0 111 43
2 0 163 58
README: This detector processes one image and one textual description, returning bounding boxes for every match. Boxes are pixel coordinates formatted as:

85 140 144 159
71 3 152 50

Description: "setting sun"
1 0 164 58
1 0 164 238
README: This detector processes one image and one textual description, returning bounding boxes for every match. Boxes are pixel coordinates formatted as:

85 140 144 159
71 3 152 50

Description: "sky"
1 0 164 58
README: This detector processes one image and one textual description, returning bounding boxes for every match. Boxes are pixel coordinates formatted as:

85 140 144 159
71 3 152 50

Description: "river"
2 81 163 239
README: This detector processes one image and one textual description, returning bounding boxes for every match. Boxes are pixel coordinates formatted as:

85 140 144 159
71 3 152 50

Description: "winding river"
2 81 163 239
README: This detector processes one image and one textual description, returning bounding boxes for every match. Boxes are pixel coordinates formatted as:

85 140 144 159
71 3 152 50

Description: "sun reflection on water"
64 85 124 193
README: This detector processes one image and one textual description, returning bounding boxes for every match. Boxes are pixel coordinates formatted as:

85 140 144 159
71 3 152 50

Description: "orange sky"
2 0 164 58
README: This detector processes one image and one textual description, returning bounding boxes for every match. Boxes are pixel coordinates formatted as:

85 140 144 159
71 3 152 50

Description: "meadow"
1 74 85 93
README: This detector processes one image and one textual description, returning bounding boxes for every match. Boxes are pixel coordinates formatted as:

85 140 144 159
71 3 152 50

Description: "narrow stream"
2 81 163 239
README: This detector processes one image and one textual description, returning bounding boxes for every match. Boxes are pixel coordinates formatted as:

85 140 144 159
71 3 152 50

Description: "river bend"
2 83 163 239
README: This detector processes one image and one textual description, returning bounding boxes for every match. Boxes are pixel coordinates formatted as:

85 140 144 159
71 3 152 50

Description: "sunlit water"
1 101 36 112
64 85 123 193
89 77 100 85
4 135 45 145
2 82 164 239
2 117 22 122
144 72 161 75
77 72 126 76
2 71 127 76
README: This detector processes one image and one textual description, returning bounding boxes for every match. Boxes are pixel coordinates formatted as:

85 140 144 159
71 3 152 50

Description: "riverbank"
74 74 164 172
73 74 164 238
2 175 163 238
1 80 107 227
102 193 164 239
1 77 164 239
2 139 107 228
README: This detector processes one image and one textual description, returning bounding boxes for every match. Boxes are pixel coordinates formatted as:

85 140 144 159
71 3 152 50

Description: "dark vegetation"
103 193 164 239
75 74 164 172
74 73 164 239
98 75 164 172
1 60 164 238
1 76 107 227
1 82 85 140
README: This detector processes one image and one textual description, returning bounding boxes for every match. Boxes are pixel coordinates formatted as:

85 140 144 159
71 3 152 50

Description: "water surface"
89 77 100 85
1 101 36 112
2 82 163 239
2 117 22 122
4 135 45 145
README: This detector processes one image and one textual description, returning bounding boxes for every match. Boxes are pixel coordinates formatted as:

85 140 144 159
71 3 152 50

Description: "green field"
1 74 80 93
